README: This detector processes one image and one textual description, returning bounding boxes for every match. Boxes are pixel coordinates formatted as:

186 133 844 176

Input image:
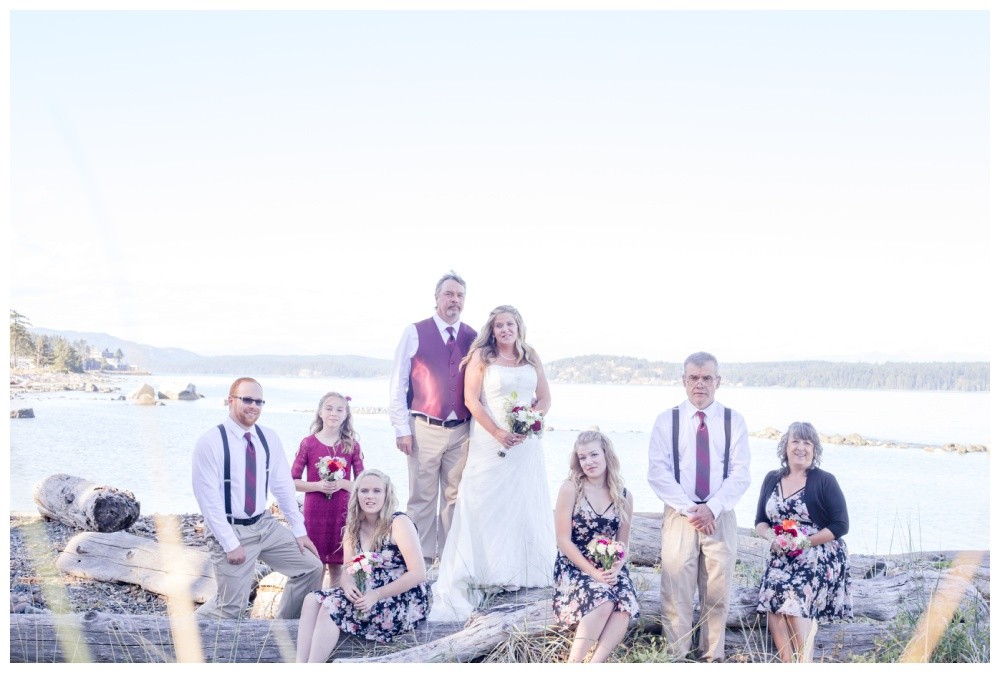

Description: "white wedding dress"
429 364 556 621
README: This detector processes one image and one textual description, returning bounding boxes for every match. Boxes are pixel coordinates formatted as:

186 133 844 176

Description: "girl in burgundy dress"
292 392 365 587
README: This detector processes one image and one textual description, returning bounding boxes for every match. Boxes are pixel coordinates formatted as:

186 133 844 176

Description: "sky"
6 4 995 364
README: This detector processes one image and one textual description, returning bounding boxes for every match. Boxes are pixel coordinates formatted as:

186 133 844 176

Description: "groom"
389 271 477 564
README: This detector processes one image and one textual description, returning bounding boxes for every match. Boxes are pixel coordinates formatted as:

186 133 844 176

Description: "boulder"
11 408 35 419
129 383 158 405
161 384 204 401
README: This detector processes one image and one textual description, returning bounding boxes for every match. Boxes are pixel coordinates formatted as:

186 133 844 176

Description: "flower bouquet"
316 455 348 499
499 392 545 458
587 535 626 570
346 551 382 617
772 519 812 558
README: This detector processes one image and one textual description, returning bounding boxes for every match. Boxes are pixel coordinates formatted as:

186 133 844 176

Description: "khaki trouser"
197 512 324 619
659 506 737 662
406 416 471 561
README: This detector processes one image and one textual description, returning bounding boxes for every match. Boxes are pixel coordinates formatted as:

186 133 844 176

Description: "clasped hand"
345 586 381 612
592 565 620 586
319 479 339 495
687 504 717 535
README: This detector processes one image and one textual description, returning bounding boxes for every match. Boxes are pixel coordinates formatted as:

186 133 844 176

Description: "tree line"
9 310 124 373
545 355 989 392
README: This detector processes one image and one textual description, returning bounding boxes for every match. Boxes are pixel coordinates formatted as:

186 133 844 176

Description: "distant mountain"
31 329 391 378
32 329 203 372
545 355 990 392
29 330 990 391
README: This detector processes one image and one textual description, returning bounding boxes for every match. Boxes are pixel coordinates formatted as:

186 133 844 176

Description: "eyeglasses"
684 375 718 386
232 396 266 406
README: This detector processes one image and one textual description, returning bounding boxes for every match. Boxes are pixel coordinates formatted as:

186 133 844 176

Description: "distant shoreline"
9 369 990 455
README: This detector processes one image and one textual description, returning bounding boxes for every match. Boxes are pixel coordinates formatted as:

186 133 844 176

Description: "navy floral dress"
552 490 640 628
312 512 430 642
756 487 853 622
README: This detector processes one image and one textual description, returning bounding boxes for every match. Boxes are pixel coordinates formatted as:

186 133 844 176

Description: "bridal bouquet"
587 535 626 570
315 456 348 499
499 392 544 458
772 519 812 558
346 551 382 617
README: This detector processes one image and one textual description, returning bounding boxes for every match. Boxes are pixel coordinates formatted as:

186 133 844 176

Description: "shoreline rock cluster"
751 427 989 454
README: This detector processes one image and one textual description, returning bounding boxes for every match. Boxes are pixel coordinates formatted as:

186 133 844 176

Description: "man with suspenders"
193 377 323 618
647 352 751 662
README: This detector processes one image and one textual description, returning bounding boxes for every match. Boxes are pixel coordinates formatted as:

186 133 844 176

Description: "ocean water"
9 374 990 555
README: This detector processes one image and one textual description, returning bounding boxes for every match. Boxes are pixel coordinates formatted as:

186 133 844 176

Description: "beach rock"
159 384 204 401
11 408 35 419
129 383 157 406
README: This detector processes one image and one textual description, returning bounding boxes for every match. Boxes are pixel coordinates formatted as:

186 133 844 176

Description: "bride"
429 305 556 621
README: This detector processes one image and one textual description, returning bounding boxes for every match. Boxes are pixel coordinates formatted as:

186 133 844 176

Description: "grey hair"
435 270 467 295
777 421 824 476
683 351 719 372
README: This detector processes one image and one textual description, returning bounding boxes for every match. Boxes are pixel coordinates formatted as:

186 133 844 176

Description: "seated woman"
295 469 429 663
755 422 853 663
552 430 640 663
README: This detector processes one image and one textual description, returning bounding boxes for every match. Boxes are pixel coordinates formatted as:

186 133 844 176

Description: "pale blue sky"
8 9 992 363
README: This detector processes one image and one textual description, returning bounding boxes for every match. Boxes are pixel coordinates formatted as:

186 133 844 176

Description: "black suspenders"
671 406 731 485
218 424 271 522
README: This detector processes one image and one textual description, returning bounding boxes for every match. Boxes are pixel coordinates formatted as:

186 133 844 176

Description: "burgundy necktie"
446 326 456 353
244 432 257 516
695 411 710 501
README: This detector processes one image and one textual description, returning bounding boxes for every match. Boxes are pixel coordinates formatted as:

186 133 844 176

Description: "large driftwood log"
56 531 217 604
8 612 463 663
33 474 140 532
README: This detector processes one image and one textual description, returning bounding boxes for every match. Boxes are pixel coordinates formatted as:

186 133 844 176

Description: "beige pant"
659 506 737 662
406 416 471 561
197 512 324 619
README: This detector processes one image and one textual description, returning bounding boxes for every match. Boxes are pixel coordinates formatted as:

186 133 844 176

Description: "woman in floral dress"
755 422 852 663
552 430 640 663
296 470 429 662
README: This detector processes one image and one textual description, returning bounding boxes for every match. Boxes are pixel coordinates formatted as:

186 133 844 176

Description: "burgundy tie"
244 432 257 516
446 326 456 353
695 411 710 501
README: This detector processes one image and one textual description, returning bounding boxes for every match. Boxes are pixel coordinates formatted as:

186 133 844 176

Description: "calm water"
9 374 990 555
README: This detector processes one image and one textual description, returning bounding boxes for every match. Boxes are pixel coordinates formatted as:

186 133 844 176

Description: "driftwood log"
12 513 990 663
33 474 140 533
56 531 217 604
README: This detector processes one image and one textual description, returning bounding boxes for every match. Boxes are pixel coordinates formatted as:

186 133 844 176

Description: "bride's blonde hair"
461 305 540 370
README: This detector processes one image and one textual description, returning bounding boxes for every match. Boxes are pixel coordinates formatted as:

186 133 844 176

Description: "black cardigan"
754 467 849 540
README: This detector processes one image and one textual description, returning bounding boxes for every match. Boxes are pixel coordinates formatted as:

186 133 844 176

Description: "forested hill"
545 356 989 392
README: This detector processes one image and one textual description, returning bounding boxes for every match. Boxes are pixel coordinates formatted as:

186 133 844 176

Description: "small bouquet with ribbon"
772 519 812 558
316 456 348 499
346 551 382 617
499 392 544 458
587 535 626 570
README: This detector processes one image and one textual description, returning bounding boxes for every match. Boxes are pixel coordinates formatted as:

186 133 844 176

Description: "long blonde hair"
460 304 540 370
309 391 358 453
342 469 398 554
568 430 629 525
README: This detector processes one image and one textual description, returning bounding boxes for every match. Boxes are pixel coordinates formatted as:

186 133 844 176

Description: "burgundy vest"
407 317 476 420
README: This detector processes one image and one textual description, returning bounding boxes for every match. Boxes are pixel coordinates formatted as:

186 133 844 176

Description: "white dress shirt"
647 399 751 519
192 416 306 552
388 313 464 436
